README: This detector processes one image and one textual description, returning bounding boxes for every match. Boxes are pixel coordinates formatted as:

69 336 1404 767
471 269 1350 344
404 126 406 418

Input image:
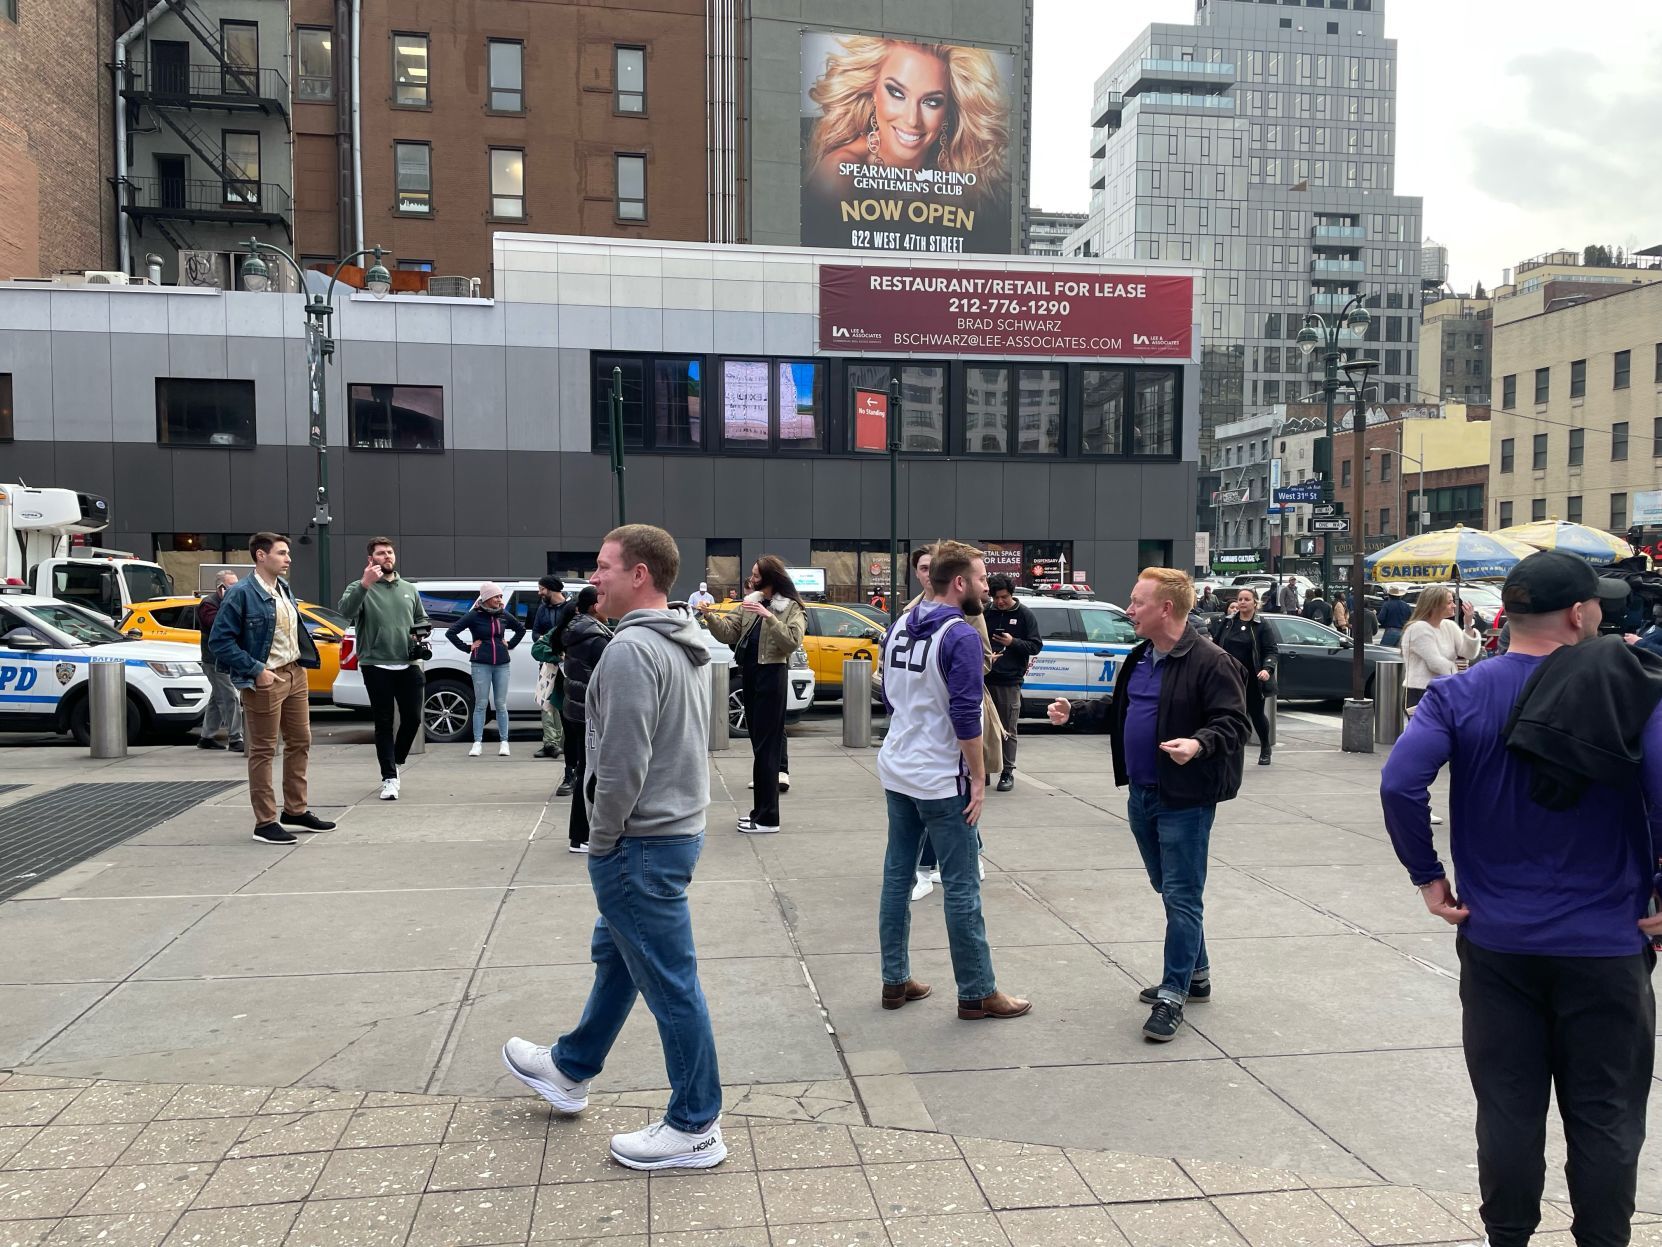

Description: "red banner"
819 265 1193 358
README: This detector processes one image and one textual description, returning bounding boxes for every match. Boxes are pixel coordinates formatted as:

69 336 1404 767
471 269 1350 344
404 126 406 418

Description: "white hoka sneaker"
379 777 399 801
468 742 483 757
910 871 935 902
499 742 512 757
609 1118 726 1171
500 1037 589 1113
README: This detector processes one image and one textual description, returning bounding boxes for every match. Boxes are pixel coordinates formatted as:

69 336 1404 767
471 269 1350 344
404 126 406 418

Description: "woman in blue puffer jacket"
445 581 526 756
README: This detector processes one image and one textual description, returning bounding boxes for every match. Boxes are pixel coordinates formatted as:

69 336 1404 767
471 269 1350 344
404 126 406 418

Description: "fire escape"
114 0 292 255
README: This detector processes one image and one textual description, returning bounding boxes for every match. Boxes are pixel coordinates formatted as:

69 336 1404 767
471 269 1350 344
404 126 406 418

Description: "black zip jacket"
1085 626 1249 808
559 613 613 722
983 601 1043 686
1209 615 1280 685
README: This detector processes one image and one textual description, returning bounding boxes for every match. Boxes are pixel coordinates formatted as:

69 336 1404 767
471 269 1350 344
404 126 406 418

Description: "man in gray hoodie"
501 524 725 1172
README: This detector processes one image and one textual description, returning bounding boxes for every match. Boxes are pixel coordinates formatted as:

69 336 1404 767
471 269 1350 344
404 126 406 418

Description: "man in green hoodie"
338 538 429 801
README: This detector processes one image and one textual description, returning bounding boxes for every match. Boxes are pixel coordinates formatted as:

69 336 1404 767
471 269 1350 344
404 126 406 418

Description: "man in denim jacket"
209 532 334 845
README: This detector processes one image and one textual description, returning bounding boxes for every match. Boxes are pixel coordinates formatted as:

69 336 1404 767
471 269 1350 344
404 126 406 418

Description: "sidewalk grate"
0 781 239 902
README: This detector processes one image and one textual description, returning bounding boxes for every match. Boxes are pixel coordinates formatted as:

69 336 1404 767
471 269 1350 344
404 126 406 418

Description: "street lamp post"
1295 296 1372 597
239 241 391 600
1340 355 1379 753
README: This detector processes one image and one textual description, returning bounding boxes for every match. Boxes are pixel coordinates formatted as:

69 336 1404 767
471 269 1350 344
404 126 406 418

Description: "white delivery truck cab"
0 484 175 619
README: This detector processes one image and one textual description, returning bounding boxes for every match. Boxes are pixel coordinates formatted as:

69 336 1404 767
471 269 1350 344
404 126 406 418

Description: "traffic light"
1313 436 1332 476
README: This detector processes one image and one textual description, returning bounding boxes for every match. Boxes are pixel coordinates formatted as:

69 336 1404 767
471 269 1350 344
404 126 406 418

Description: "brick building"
0 0 118 279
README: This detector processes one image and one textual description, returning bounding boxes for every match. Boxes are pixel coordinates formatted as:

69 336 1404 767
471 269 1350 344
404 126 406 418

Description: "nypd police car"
0 589 210 744
1016 595 1138 720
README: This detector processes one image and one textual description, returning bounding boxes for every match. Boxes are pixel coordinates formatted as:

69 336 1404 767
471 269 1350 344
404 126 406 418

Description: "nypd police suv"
0 588 209 744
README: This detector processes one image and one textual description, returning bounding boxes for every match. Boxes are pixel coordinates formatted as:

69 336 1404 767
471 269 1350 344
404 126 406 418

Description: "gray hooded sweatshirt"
583 605 712 856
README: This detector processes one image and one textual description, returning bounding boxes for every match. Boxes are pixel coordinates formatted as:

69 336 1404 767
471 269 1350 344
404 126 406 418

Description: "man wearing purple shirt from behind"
1050 568 1248 1042
1381 550 1662 1247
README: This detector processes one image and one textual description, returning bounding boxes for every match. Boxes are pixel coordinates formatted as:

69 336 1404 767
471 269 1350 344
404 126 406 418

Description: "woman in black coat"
556 586 612 853
1210 587 1280 766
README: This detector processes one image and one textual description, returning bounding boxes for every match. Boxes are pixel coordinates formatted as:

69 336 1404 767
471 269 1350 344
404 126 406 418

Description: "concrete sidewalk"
0 710 1658 1244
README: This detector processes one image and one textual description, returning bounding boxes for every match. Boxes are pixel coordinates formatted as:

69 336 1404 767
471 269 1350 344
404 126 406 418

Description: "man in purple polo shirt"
1382 550 1662 1247
1049 567 1248 1042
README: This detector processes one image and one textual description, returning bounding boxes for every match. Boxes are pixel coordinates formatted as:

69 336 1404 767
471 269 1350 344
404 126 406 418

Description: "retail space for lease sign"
800 32 1018 255
819 265 1193 358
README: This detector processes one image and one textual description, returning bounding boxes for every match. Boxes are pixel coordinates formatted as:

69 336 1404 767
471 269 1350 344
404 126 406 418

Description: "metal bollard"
89 657 128 758
842 658 873 748
707 661 730 752
1373 659 1407 745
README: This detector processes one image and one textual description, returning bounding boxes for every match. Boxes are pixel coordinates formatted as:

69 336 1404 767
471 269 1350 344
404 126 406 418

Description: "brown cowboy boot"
880 979 932 1010
957 990 1032 1020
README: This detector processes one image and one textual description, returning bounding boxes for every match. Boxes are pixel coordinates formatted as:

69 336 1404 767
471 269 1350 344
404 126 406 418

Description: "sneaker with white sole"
500 1037 589 1113
779 772 791 792
499 742 511 757
736 817 780 835
927 868 942 884
379 777 399 801
468 742 482 757
568 843 589 854
609 1118 726 1171
978 856 985 881
910 871 935 902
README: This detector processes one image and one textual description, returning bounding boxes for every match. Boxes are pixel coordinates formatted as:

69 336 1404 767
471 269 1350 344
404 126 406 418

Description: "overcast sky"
1030 0 1661 292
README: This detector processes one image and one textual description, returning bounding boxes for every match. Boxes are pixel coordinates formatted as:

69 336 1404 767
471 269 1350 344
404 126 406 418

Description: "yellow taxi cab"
118 595 348 701
705 598 884 699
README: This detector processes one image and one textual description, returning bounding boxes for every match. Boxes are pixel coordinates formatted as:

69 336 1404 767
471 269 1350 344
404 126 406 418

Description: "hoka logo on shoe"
691 1136 718 1152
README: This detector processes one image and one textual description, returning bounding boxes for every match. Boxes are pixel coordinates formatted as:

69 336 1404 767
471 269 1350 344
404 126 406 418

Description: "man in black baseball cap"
1382 548 1662 1246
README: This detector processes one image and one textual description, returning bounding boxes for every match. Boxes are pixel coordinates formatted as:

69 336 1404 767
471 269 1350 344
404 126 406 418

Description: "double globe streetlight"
1295 295 1371 600
237 239 391 599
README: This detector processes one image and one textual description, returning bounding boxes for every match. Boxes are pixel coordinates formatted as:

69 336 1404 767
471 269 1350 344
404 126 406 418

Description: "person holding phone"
339 538 429 800
1209 589 1279 766
982 574 1042 792
1399 586 1480 712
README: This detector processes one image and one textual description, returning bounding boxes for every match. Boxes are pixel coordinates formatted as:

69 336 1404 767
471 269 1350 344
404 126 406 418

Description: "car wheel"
423 679 473 744
66 692 145 748
727 676 749 739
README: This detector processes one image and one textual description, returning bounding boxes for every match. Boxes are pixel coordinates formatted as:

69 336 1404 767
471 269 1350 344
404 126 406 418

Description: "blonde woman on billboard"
803 35 1011 252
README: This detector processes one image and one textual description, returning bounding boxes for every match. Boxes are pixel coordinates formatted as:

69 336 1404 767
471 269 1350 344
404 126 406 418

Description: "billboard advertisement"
800 32 1017 255
819 265 1193 358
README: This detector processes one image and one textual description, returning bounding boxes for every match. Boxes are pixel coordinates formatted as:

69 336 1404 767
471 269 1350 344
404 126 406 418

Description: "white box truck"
0 484 175 619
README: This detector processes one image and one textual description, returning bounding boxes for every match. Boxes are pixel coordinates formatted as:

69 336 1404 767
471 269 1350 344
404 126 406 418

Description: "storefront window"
1132 370 1176 456
964 366 1008 454
1017 368 1062 455
777 361 824 450
720 359 769 445
1081 368 1125 455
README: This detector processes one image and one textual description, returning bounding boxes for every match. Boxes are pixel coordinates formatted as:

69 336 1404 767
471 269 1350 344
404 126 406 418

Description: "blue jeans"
879 790 996 1001
471 663 511 743
552 834 722 1134
1126 784 1214 1004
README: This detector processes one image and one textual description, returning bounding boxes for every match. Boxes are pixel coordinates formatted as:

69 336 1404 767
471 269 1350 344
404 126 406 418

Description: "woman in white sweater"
1400 586 1481 710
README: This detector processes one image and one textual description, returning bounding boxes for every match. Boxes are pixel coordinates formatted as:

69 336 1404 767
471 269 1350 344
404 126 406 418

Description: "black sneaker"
1139 981 1210 1006
253 823 297 845
534 745 560 760
1258 749 1272 766
280 811 337 832
197 737 226 751
228 739 245 754
996 771 1015 792
1142 999 1185 1043
555 774 574 798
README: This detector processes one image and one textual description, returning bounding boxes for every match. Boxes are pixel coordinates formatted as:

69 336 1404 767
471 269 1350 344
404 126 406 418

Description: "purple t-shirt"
1380 651 1662 957
1124 648 1165 787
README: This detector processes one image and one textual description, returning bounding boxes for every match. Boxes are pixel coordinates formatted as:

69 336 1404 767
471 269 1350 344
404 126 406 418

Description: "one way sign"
1311 516 1351 533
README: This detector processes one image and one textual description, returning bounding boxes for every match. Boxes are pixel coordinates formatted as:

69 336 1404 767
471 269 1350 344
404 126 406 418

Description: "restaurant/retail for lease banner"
819 265 1194 358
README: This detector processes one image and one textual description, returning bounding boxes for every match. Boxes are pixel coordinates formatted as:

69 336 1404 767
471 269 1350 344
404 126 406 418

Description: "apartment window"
615 153 645 220
1655 343 1662 384
220 20 257 95
1568 428 1584 467
221 130 260 204
1531 498 1547 523
393 33 430 106
1502 373 1516 409
1656 416 1662 458
1380 508 1391 535
0 373 12 441
488 40 522 112
489 148 524 219
348 384 444 451
394 142 431 214
1379 451 1392 481
1080 368 1124 455
1614 349 1631 390
1612 492 1628 533
296 28 333 101
1566 495 1583 524
1341 459 1351 487
1499 438 1514 473
1534 366 1550 404
156 379 255 447
2 0 15 22
1532 433 1547 471
396 259 433 272
1570 358 1586 399
614 45 645 113
1612 421 1629 461
1498 500 1513 528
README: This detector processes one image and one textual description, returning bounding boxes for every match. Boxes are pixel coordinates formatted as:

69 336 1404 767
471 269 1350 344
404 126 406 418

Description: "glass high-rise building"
1068 0 1424 497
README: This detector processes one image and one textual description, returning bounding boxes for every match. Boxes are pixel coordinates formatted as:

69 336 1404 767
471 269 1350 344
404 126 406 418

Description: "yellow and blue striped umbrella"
1492 520 1634 565
1365 525 1540 582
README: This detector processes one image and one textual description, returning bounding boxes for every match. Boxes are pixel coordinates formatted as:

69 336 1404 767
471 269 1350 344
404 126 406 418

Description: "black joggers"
362 665 425 780
562 712 588 849
1244 680 1273 753
743 663 787 827
1458 936 1656 1247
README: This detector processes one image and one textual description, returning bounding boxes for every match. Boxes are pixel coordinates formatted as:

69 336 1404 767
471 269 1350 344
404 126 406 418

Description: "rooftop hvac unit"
59 270 131 285
428 276 481 298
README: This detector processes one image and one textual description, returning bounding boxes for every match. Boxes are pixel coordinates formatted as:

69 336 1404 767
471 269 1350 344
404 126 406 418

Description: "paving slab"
0 898 221 984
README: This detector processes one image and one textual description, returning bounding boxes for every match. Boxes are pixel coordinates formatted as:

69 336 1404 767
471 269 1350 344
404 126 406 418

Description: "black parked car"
1260 614 1399 702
